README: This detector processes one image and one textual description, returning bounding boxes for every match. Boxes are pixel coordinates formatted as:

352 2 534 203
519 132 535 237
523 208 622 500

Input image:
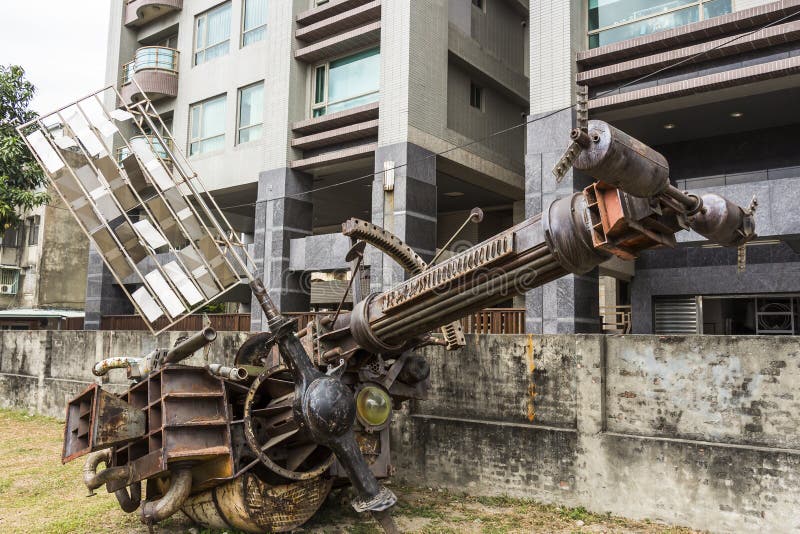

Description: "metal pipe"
163 327 217 365
207 364 248 381
662 185 702 213
140 468 193 525
92 357 141 377
429 207 484 266
83 449 131 496
115 482 142 513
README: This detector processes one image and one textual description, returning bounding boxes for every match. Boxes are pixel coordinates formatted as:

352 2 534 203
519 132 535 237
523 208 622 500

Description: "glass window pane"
191 106 201 139
243 26 266 46
314 66 326 105
326 92 379 114
190 95 226 155
239 84 263 129
589 0 696 31
244 0 267 32
703 0 732 19
202 97 226 139
196 16 206 49
327 48 380 106
207 2 232 46
593 5 699 47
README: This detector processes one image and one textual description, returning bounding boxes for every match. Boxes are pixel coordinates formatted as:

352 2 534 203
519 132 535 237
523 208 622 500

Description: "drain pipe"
115 482 142 513
83 450 131 496
140 468 193 525
92 357 142 377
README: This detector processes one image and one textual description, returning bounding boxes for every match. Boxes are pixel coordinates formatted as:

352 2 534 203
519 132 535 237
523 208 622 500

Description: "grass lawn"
0 409 699 534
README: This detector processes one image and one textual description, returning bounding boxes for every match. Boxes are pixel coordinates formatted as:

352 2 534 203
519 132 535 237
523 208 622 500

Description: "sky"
0 2 111 114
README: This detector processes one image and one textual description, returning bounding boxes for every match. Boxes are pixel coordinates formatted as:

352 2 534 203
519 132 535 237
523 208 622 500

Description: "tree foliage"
0 65 49 234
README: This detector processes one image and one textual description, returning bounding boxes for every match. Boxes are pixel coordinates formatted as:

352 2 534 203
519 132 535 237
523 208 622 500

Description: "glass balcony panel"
703 0 733 19
588 0 697 31
592 6 699 47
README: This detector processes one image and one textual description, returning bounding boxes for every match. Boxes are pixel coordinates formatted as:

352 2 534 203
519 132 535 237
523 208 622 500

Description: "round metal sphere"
304 377 356 438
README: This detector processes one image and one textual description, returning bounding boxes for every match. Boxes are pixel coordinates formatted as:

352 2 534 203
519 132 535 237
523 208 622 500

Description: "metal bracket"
552 84 590 183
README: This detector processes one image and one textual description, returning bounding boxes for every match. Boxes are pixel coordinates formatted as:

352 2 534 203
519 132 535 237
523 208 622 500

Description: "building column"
84 245 130 330
525 0 598 334
525 109 600 334
369 143 437 293
250 168 313 331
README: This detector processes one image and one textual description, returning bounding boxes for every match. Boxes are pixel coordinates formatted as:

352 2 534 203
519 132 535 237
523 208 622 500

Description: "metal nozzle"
163 327 217 365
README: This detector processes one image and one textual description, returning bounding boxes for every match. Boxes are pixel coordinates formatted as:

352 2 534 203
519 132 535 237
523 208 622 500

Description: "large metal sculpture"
19 85 756 533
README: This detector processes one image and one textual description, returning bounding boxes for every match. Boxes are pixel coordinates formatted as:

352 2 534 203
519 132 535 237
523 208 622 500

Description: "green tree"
0 65 48 234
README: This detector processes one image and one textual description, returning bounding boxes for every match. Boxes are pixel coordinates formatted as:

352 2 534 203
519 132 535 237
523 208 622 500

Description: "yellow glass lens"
356 386 391 427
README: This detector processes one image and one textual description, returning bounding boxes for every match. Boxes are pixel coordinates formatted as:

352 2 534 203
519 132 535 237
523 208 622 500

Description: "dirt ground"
0 409 700 534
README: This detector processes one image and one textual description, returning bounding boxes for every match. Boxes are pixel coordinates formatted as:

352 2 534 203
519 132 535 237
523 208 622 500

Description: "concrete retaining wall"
1 331 798 532
391 334 800 533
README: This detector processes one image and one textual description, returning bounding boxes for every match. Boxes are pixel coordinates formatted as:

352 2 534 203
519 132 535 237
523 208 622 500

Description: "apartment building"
529 0 800 335
89 0 530 330
94 0 800 336
0 195 88 329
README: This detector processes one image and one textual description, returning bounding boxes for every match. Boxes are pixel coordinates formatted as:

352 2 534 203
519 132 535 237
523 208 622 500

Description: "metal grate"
18 83 255 333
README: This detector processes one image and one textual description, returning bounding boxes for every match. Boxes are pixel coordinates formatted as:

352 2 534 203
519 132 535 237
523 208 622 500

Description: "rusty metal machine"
20 84 756 533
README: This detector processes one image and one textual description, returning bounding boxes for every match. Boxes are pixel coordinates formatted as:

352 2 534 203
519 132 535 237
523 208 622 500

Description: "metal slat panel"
654 297 699 334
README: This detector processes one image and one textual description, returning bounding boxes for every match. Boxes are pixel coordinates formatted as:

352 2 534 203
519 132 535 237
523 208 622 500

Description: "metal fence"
98 309 528 334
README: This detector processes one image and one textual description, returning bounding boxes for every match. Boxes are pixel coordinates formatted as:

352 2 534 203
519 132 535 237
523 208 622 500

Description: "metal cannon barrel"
163 327 217 365
349 193 606 348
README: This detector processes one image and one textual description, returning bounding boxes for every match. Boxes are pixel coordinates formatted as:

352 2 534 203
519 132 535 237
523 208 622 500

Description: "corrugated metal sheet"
654 296 700 334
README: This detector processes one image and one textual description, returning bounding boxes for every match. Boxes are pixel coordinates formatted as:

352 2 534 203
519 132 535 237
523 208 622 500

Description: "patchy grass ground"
0 409 699 534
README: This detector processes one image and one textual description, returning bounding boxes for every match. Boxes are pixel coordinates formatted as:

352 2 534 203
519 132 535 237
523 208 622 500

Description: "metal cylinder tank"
182 473 332 533
688 193 755 247
573 120 670 198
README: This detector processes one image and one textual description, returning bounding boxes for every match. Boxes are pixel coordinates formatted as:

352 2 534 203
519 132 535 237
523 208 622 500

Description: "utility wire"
45 6 800 216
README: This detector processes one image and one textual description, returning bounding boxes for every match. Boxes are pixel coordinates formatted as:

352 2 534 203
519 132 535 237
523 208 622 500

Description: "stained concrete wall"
392 334 800 533
2 331 799 532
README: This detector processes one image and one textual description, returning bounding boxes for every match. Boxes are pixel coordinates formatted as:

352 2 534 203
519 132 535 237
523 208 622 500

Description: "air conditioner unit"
0 284 16 295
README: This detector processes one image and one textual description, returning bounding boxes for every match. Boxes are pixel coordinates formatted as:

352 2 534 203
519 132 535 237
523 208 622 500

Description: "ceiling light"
444 191 464 197
730 111 744 118
663 123 676 130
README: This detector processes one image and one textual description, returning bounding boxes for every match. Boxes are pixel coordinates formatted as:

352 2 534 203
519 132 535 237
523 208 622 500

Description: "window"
1 226 20 247
312 48 380 117
194 2 232 65
472 0 485 10
0 268 19 295
588 0 732 49
27 216 40 246
242 0 267 47
189 95 226 155
238 83 264 144
470 82 483 110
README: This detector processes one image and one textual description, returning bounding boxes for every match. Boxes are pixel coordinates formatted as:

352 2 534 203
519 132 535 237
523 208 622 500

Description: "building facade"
0 192 88 329
93 0 530 330
528 0 800 335
94 0 800 335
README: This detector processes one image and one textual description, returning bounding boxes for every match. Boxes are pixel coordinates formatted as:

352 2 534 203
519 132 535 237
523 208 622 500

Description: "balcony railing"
121 46 179 85
600 305 632 334
101 313 250 332
116 135 173 163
